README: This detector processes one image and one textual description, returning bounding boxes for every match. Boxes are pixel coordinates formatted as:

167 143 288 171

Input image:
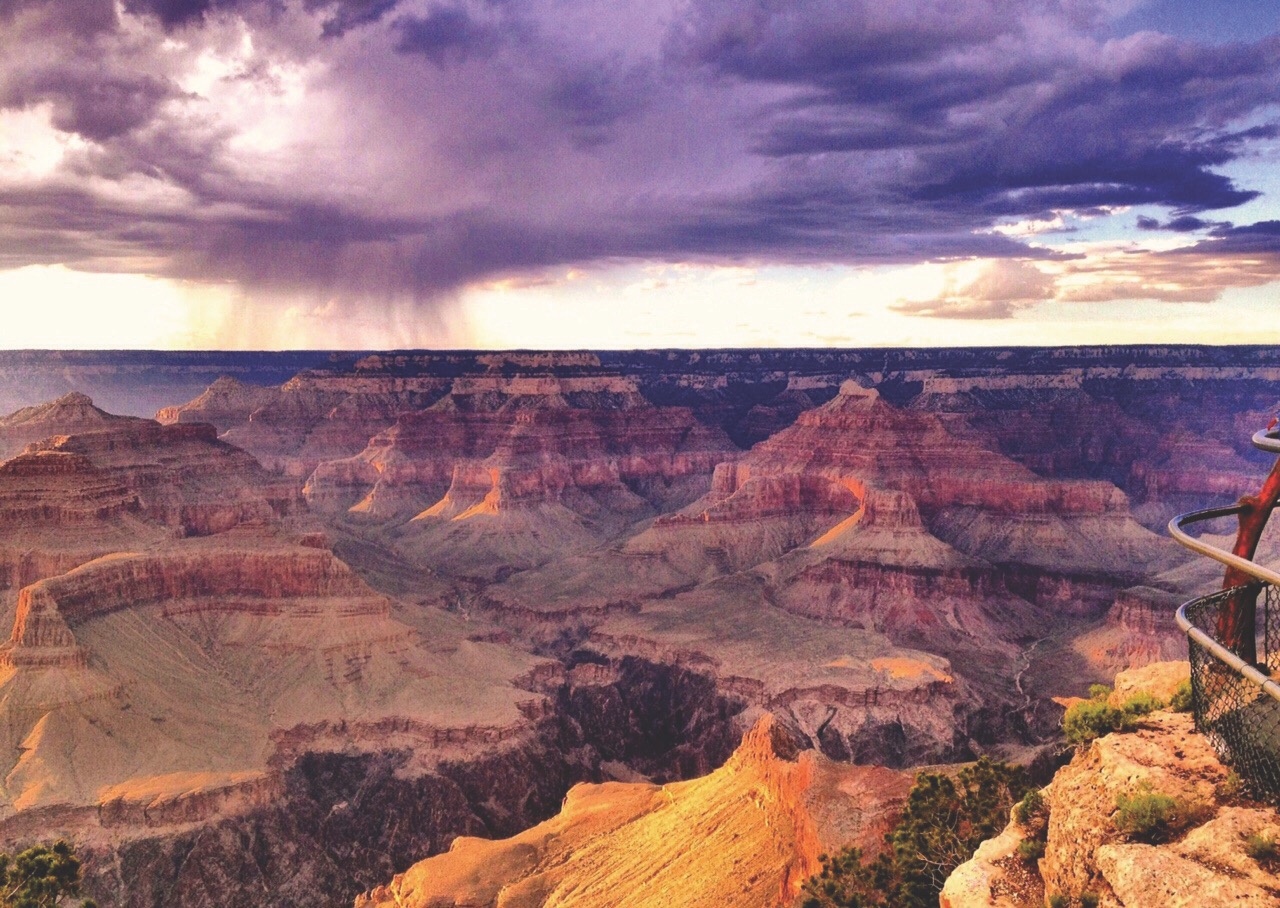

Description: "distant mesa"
155 375 281 434
0 392 147 460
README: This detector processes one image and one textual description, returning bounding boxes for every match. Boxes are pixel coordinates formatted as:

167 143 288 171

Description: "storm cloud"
1 0 1278 317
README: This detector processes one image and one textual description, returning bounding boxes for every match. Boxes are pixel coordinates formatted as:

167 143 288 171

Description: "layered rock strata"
356 715 912 908
0 412 300 593
0 393 147 460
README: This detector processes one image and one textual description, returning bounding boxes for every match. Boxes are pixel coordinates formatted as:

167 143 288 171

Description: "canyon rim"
5 0 1280 904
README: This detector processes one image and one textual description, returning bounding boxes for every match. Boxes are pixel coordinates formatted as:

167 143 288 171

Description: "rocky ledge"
942 663 1280 908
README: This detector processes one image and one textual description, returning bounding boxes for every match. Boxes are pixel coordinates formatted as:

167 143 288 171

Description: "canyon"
0 346 1272 907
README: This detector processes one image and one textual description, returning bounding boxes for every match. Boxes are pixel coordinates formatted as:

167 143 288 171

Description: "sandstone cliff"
0 393 147 460
0 410 301 593
356 715 911 908
942 664 1280 908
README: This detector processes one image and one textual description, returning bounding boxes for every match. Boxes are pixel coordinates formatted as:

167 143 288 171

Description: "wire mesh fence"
1183 583 1280 802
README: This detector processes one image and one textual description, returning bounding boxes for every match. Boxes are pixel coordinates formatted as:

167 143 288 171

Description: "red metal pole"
1220 455 1280 664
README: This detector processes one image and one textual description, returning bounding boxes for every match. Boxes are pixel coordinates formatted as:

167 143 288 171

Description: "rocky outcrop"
642 381 1172 593
0 392 147 460
155 377 282 433
0 415 300 592
355 715 911 908
22 422 300 535
0 449 159 591
305 374 730 523
941 666 1280 908
299 375 736 580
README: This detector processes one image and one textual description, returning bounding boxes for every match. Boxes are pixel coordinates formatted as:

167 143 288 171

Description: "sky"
1 0 1280 349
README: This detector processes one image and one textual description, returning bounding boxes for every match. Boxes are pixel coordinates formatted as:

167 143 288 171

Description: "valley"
0 345 1273 907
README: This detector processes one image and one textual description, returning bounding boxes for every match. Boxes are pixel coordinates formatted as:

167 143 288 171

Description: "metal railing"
1168 426 1280 801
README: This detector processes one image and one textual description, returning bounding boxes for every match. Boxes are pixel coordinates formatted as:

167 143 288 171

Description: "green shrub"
1063 699 1129 745
800 846 888 908
1114 785 1202 843
1169 679 1193 712
0 840 95 907
1216 771 1244 801
1119 691 1164 718
1245 832 1278 864
800 757 1030 908
1087 684 1112 701
1080 892 1101 908
1017 837 1045 864
1047 895 1069 908
1014 788 1047 830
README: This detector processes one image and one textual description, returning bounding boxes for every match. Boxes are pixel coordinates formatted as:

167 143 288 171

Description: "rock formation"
0 414 304 595
300 374 734 581
941 664 1280 908
0 346 1270 907
356 715 911 908
155 376 283 434
0 530 556 817
0 392 147 460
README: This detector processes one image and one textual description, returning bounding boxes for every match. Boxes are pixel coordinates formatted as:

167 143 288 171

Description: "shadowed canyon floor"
0 346 1273 907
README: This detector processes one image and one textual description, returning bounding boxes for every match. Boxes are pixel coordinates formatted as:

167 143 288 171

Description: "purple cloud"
0 0 1278 318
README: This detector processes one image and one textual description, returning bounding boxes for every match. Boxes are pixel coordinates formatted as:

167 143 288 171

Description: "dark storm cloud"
1198 220 1280 254
123 0 240 27
673 2 1279 215
1137 214 1223 232
307 0 402 37
0 69 176 141
1 0 1279 314
393 5 503 64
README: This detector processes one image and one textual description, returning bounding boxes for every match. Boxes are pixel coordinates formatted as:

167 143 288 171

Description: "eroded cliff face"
942 665 1280 908
299 374 734 583
462 382 1169 765
1 349 1272 908
355 715 911 908
0 393 148 460
0 414 303 599
52 651 755 908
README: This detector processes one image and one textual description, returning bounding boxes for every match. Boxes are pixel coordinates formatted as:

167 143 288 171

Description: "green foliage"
1014 789 1047 833
1216 771 1244 801
1063 699 1128 746
1169 679 1193 713
0 841 93 908
800 848 894 908
800 757 1029 908
1064 685 1172 746
1047 895 1069 908
1244 832 1278 865
1080 892 1101 908
1119 691 1164 718
1016 837 1045 864
1113 784 1203 843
